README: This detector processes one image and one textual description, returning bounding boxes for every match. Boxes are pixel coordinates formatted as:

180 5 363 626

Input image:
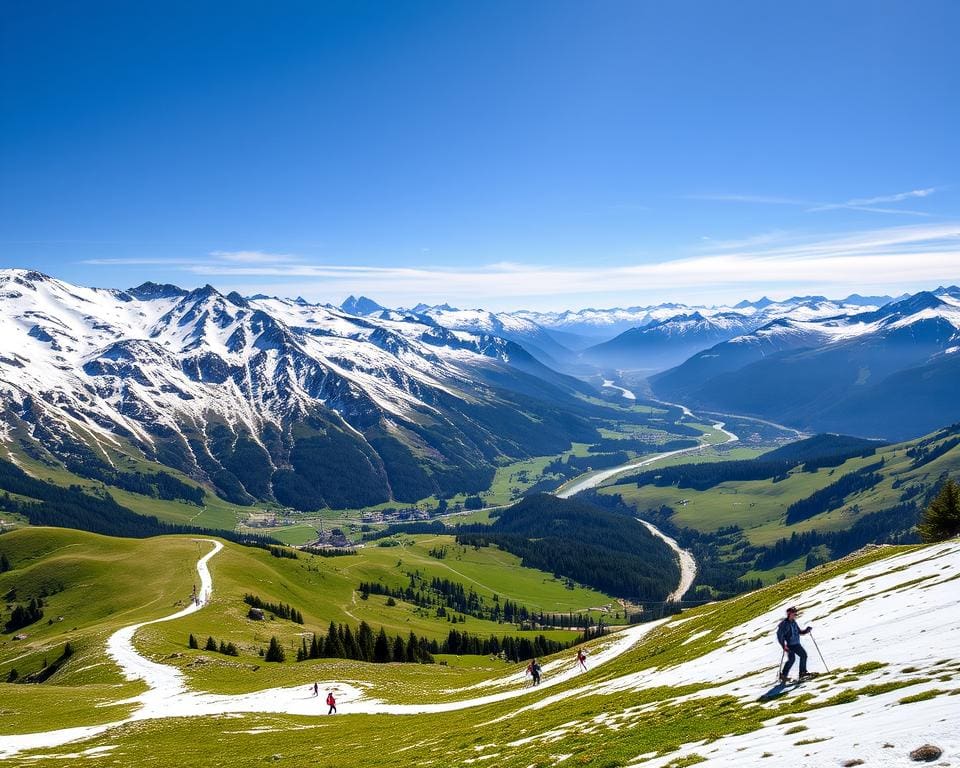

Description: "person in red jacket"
326 691 337 714
576 649 588 671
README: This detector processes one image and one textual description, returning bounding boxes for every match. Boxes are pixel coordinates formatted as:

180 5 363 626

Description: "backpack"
326 694 335 706
775 619 790 646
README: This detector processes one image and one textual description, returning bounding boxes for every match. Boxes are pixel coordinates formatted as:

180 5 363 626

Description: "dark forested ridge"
456 494 679 601
615 433 884 491
761 433 885 466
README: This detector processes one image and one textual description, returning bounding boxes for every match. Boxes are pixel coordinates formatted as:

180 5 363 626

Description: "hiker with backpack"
776 606 814 683
326 691 337 714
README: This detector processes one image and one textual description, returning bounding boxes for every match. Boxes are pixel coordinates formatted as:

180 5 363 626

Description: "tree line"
0 457 280 548
784 461 884 524
243 594 304 624
359 575 599 629
294 619 591 664
64 456 204 505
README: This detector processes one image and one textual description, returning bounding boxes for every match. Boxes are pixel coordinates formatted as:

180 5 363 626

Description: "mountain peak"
734 296 773 309
126 281 190 300
341 295 385 316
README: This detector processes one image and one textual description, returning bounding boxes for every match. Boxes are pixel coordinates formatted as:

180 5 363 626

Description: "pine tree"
323 620 345 658
357 621 375 662
392 635 406 662
188 634 199 649
918 479 960 542
0 552 10 572
205 636 218 652
342 625 360 660
265 636 286 663
374 627 391 663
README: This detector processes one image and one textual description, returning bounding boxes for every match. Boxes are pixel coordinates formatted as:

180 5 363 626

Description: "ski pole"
809 631 830 674
774 649 785 683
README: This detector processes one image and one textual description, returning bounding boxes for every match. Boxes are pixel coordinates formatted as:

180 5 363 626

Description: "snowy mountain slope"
581 311 759 371
398 304 581 370
473 539 960 767
0 270 603 510
651 290 960 439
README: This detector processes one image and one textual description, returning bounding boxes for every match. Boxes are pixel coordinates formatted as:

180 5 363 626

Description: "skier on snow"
576 649 588 671
777 606 813 683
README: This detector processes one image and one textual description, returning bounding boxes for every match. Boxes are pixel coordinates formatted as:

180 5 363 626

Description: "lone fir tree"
918 478 960 542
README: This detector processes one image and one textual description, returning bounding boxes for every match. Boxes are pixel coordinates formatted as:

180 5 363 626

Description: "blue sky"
2 1 958 310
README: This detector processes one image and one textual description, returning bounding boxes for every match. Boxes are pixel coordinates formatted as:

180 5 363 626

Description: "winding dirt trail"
0 539 665 759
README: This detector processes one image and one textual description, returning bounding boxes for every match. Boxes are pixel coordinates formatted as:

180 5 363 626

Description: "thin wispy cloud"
189 222 960 305
78 223 959 309
208 250 301 264
692 187 940 217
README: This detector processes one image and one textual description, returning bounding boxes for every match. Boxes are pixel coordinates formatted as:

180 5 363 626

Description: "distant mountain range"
650 287 960 440
2 269 957 514
0 270 615 511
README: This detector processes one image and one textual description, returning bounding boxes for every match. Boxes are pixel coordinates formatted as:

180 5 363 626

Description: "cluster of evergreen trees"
294 619 584 664
908 436 960 469
296 621 435 664
455 495 678 601
189 634 239 656
300 546 356 558
243 594 304 624
0 458 280 547
784 463 884 524
754 502 923 570
359 575 599 629
618 458 796 491
64 457 204 505
268 545 298 559
4 597 44 633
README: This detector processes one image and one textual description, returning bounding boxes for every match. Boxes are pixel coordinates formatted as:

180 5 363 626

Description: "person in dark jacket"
776 606 812 683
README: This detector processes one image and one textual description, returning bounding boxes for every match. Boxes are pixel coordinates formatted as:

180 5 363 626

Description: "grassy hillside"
0 528 619 711
594 424 960 590
2 531 956 767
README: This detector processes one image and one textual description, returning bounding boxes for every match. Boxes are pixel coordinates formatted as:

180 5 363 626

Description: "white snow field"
1 538 958 766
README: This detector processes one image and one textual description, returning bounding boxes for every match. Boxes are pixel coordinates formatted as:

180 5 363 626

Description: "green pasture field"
0 529 617 703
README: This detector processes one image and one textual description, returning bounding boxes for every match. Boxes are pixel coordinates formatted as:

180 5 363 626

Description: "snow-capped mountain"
581 311 759 371
576 299 884 372
0 270 601 510
339 295 385 316
651 289 960 439
511 294 890 342
404 304 579 369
